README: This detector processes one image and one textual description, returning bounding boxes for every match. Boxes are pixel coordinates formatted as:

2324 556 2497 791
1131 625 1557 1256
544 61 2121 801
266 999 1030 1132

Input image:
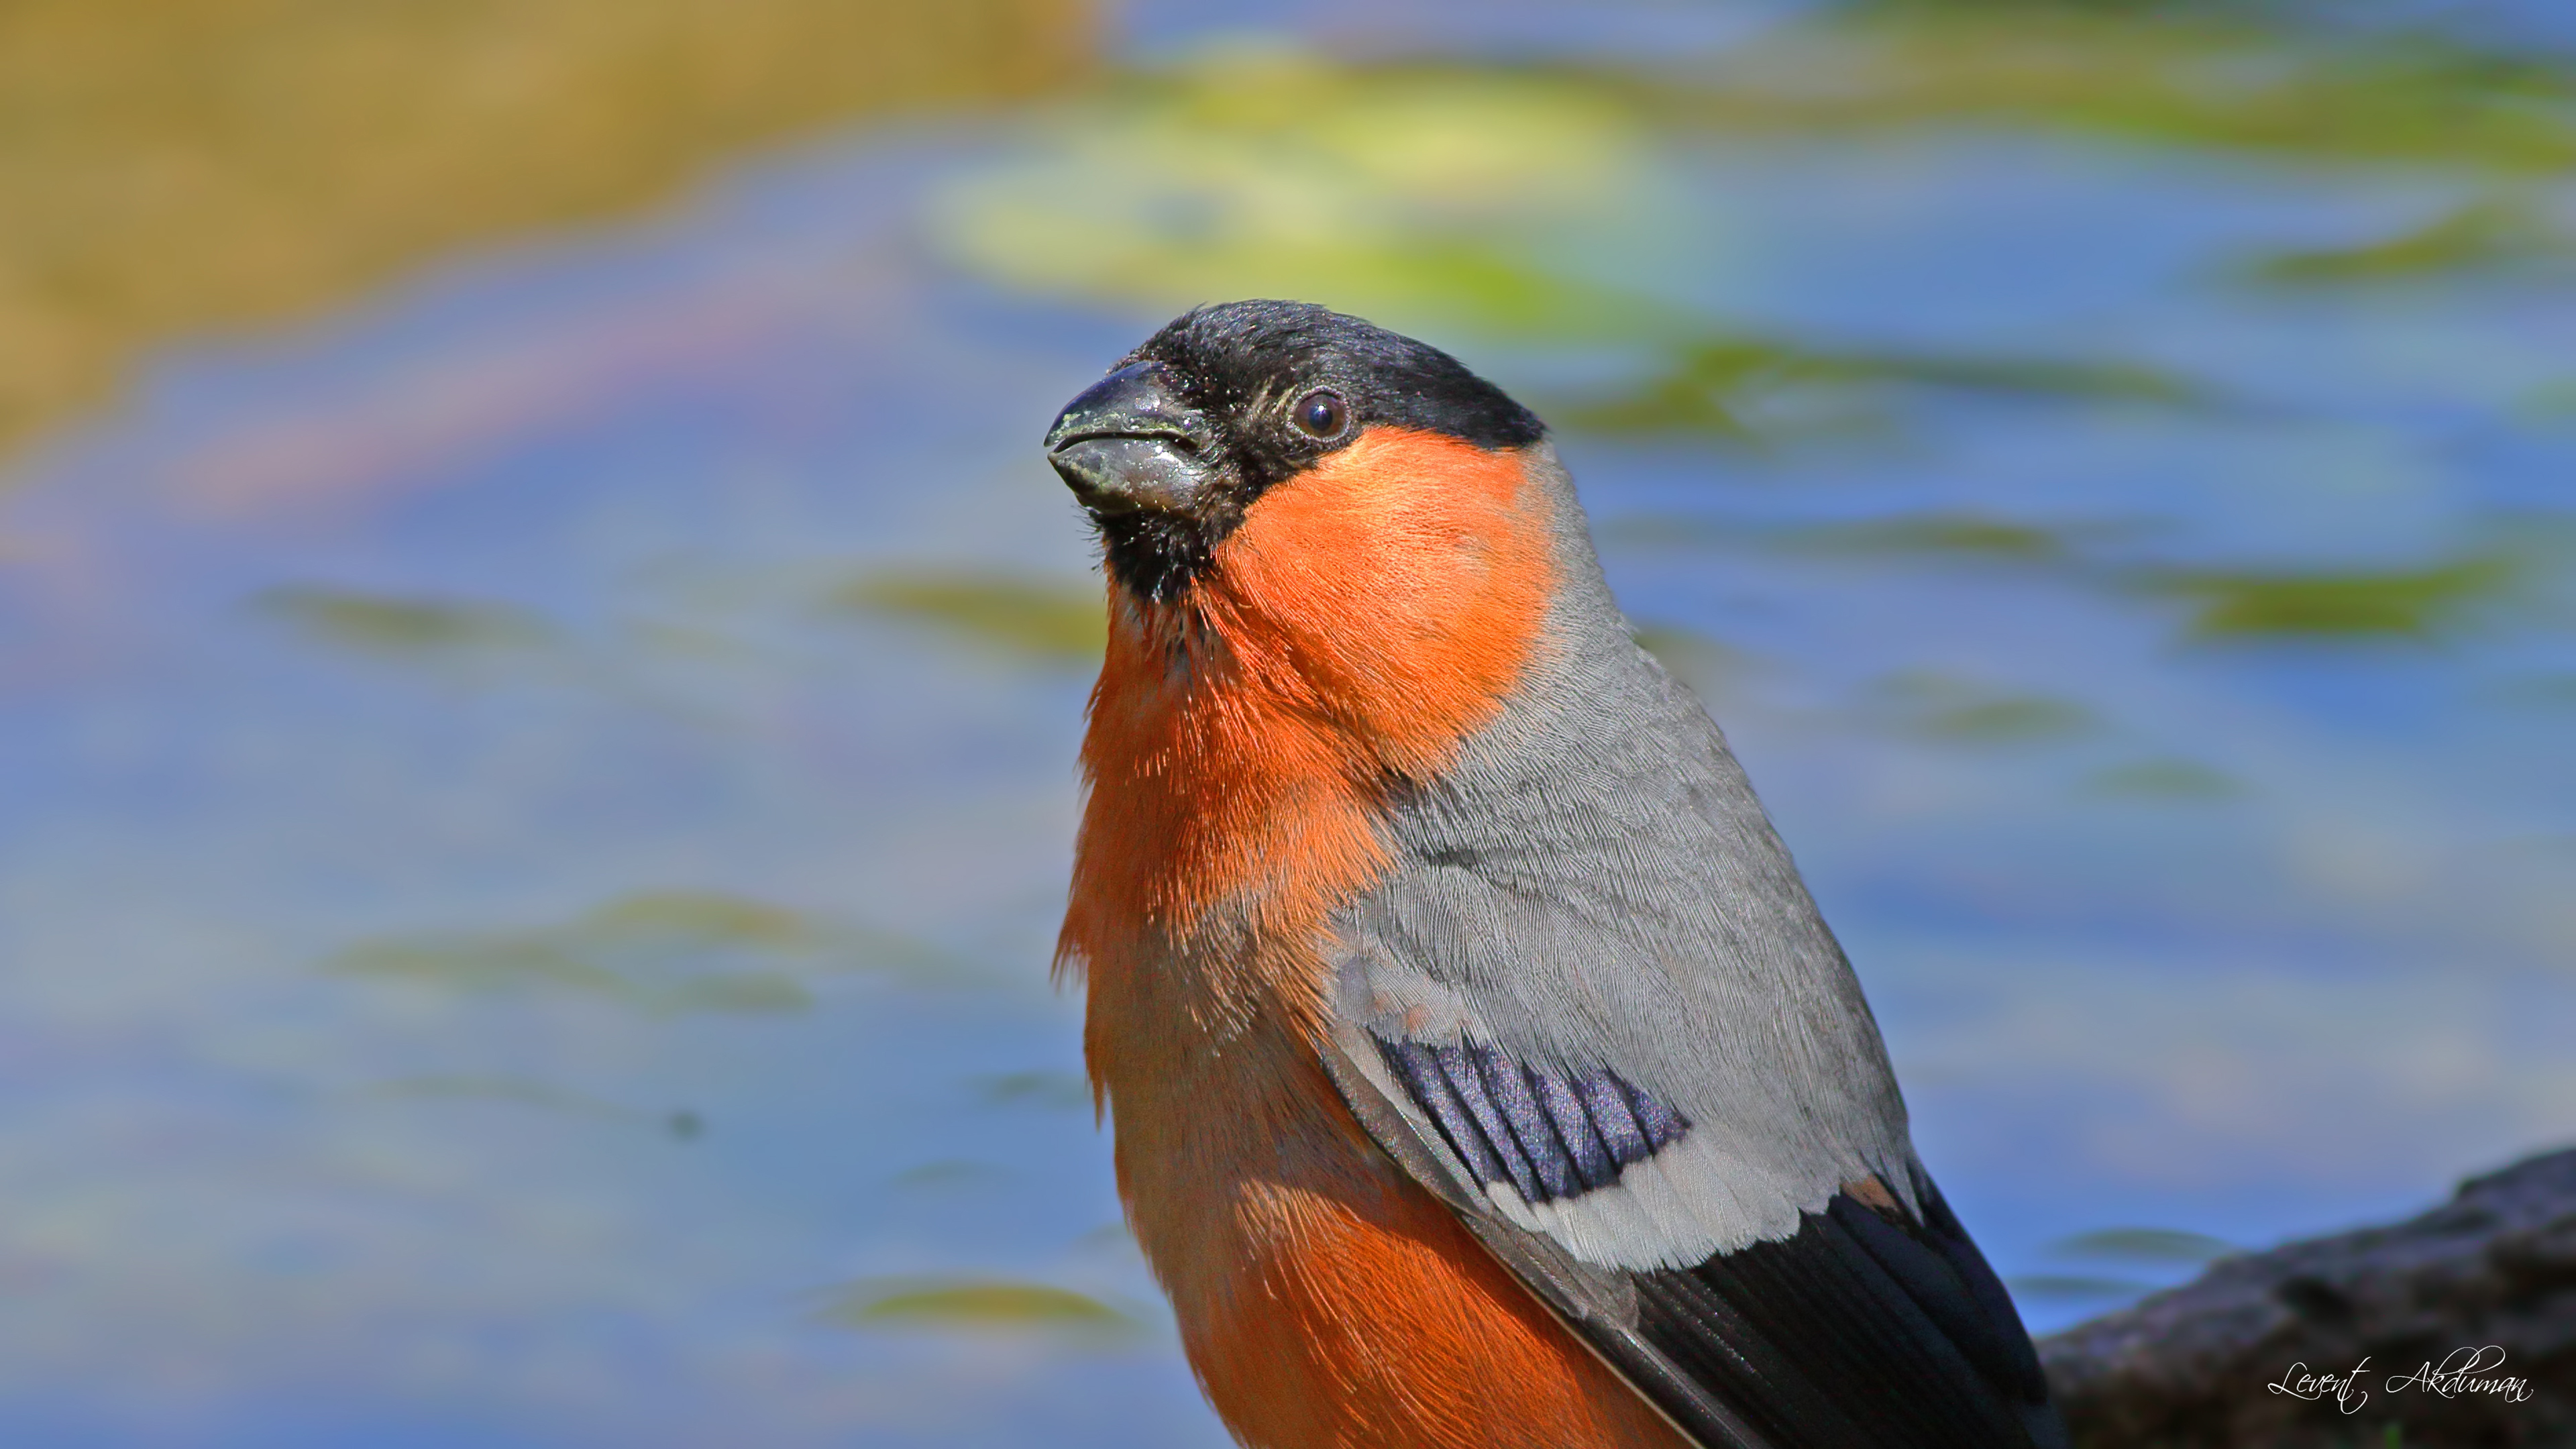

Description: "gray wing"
1319 446 2065 1448
1336 470 1915 1270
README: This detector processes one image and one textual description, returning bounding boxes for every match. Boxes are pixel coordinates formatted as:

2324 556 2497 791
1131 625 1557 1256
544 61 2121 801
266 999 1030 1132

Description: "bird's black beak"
1044 362 1219 519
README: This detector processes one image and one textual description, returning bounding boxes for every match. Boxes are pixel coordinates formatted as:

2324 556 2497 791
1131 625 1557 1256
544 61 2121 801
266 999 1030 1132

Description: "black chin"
1094 508 1224 604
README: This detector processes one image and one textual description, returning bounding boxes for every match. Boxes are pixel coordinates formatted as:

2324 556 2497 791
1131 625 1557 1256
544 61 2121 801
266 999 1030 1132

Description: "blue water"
3 3 2573 1444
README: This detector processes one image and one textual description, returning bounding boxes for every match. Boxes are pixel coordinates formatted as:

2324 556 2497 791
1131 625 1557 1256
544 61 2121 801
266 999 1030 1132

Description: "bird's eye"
1289 389 1349 440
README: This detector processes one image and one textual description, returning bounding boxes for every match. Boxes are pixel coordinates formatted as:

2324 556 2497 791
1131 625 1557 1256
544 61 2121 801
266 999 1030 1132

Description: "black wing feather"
1633 1183 2057 1448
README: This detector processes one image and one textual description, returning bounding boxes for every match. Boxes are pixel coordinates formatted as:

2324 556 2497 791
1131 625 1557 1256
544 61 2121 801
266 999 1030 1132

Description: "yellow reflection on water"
0 0 1093 470
841 570 1108 664
1683 5 2576 170
325 890 965 1014
816 1277 1141 1340
933 50 1669 341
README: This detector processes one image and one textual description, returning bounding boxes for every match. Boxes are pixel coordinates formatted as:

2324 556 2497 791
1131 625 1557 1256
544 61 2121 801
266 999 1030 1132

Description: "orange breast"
1196 1089 1689 1449
1061 432 1684 1449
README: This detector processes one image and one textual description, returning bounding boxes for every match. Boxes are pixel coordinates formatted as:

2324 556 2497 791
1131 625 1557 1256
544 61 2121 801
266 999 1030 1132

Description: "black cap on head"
1044 301 1544 600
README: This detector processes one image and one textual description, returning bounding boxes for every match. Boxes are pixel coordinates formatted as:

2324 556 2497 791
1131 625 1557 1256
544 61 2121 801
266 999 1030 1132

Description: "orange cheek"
1209 429 1555 777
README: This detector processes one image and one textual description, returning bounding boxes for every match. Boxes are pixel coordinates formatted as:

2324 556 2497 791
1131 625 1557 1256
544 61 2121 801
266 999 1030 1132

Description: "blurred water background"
3 1 2574 1444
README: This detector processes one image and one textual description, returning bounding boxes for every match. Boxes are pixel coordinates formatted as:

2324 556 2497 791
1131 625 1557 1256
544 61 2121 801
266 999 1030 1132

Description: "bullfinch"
1042 300 2068 1449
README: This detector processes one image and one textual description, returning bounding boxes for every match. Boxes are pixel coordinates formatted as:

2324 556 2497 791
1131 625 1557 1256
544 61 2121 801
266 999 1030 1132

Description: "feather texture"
1375 1036 1686 1203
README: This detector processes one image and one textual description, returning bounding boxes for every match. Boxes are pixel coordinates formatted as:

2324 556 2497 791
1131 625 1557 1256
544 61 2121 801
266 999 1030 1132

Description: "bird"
1041 299 2068 1449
